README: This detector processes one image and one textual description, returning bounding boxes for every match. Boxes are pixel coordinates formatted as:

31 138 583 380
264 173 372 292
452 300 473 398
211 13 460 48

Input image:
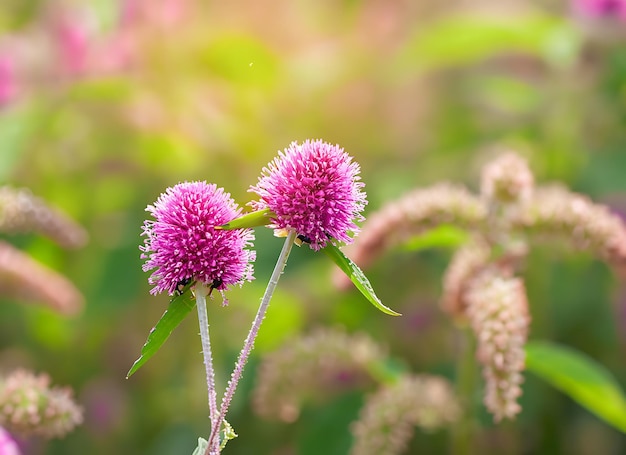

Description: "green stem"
451 326 478 455
205 229 297 454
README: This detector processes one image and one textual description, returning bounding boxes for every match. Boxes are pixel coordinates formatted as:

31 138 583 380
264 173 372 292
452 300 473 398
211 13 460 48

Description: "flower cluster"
464 269 530 421
0 186 86 314
515 185 626 264
338 150 626 423
0 240 84 315
141 181 255 298
335 184 487 287
249 139 367 250
0 370 83 439
350 375 459 455
480 152 534 205
0 186 88 249
440 238 491 319
252 328 385 422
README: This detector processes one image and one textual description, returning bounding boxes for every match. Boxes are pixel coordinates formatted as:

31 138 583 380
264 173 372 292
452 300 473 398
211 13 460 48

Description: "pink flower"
0 427 21 455
140 181 255 297
53 12 92 76
250 140 367 250
0 54 18 106
573 0 626 21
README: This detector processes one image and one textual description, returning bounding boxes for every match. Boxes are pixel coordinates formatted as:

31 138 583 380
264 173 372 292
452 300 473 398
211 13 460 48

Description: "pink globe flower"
250 140 367 250
140 181 255 297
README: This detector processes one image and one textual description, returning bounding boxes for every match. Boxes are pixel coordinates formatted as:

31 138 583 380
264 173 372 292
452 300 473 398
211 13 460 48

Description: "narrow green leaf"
525 341 626 433
403 224 468 252
216 208 274 230
323 243 401 316
126 284 197 378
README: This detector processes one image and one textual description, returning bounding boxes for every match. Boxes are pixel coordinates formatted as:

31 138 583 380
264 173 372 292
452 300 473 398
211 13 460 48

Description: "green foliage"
525 341 626 433
322 243 401 316
127 283 197 378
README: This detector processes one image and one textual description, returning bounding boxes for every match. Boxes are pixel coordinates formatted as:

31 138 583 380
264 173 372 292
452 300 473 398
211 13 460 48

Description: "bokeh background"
1 0 625 453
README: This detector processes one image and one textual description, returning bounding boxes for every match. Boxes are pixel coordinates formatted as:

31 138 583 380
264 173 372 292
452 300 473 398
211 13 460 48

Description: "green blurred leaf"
396 15 578 75
200 33 280 88
403 224 468 252
127 283 197 378
298 391 363 455
322 243 401 316
525 340 626 433
191 438 208 455
217 208 273 230
0 103 42 181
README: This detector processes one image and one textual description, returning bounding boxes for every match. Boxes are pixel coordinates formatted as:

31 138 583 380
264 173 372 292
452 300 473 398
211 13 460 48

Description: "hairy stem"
206 230 297 454
196 284 218 436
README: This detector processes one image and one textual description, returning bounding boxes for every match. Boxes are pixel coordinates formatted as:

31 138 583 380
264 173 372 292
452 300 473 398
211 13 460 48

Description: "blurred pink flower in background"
573 0 626 21
0 427 21 455
52 10 92 76
121 0 190 29
0 54 18 107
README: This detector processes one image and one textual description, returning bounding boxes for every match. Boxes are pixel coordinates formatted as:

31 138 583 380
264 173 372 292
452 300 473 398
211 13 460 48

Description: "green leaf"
126 284 197 378
216 208 274 230
322 243 401 316
403 224 468 252
525 341 626 433
191 438 208 455
396 15 579 76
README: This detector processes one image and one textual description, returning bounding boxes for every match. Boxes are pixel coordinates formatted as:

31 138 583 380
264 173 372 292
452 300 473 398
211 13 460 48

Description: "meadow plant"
0 186 86 449
0 369 83 439
133 148 626 453
335 151 626 452
133 140 387 454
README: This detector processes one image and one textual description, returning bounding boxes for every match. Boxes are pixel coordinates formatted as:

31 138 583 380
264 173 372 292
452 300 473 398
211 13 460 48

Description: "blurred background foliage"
0 0 625 453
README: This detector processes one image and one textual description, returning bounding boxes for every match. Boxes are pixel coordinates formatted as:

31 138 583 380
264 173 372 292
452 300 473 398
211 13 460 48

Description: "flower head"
480 152 534 204
350 374 459 455
140 181 255 298
0 370 82 439
465 268 530 422
249 140 367 250
253 328 385 422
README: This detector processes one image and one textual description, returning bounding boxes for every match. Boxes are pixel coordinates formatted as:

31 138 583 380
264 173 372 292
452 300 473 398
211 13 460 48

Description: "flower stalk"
206 229 297 454
195 284 218 431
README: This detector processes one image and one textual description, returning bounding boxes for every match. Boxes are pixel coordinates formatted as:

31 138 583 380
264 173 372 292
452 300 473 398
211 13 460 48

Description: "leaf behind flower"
216 208 274 230
127 284 197 378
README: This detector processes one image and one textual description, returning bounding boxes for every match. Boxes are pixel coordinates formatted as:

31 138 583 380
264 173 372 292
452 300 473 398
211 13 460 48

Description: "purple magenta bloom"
249 140 367 250
573 0 626 21
140 181 255 297
0 427 21 455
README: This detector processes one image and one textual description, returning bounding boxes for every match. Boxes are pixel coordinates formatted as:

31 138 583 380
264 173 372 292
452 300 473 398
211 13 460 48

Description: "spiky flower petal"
249 140 367 250
140 181 255 297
